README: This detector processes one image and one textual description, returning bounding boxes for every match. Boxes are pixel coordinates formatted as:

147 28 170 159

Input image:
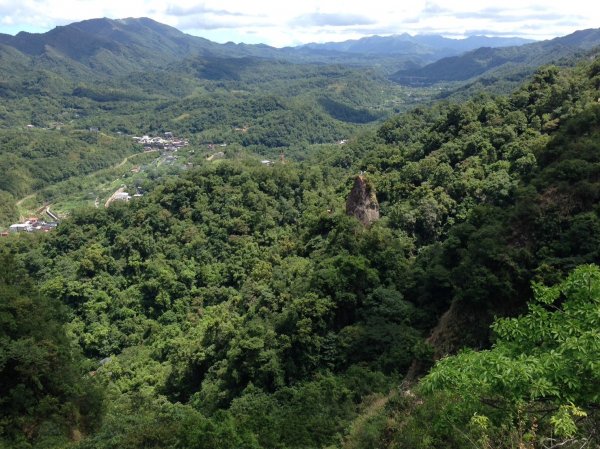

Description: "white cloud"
0 0 598 46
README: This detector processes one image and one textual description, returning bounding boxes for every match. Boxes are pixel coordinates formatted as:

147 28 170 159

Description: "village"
132 132 189 152
0 130 289 237
94 132 192 210
1 215 59 237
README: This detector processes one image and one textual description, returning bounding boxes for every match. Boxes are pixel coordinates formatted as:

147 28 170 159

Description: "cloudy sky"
0 0 597 46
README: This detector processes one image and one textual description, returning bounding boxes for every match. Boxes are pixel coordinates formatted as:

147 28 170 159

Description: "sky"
0 0 598 47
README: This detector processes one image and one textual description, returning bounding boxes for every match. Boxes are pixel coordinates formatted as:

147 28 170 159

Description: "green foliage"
0 148 420 447
0 247 103 448
77 391 259 449
362 59 600 356
398 266 600 447
0 129 137 199
0 191 18 226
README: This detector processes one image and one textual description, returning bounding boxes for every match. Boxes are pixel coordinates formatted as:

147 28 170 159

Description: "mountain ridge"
0 17 538 76
301 33 535 56
392 27 600 85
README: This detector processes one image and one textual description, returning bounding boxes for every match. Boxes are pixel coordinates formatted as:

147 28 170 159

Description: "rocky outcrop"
346 175 379 226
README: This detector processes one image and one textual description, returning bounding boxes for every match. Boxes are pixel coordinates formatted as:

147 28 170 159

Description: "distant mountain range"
0 17 535 79
392 28 600 85
1 17 599 88
301 34 534 58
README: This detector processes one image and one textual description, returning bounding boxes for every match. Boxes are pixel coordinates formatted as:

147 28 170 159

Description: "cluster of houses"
113 192 134 202
1 217 58 236
116 191 143 202
105 187 144 208
260 153 286 167
132 132 189 152
207 143 228 150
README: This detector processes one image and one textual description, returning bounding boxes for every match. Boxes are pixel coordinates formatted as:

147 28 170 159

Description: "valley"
1 15 600 449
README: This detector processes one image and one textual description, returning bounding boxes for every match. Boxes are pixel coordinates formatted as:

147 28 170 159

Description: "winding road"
14 150 158 211
114 149 158 168
15 193 35 207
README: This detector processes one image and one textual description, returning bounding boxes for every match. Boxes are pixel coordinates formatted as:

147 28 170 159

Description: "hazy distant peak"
391 27 600 86
301 33 535 57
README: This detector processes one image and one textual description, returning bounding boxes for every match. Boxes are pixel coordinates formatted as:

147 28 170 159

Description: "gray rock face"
346 176 379 226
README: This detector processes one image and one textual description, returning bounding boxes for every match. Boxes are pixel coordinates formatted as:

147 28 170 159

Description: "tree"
420 264 600 447
0 250 103 447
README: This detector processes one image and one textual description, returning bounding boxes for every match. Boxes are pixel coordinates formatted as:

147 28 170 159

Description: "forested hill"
0 17 280 75
1 51 600 448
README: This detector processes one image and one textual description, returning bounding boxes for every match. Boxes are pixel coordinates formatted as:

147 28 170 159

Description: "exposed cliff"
346 175 379 226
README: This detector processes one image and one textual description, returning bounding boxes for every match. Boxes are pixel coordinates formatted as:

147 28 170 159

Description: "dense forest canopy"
1 17 600 449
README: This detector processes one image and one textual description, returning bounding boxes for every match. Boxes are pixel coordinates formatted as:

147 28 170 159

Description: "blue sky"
0 0 597 46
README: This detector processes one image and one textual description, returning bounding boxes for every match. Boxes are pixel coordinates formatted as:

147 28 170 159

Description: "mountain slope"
391 28 600 85
0 17 287 78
